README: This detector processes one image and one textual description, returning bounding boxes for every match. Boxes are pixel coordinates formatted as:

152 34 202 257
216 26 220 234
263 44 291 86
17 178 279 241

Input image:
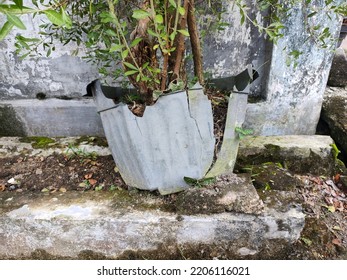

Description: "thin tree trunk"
161 53 169 91
173 0 189 80
187 0 204 85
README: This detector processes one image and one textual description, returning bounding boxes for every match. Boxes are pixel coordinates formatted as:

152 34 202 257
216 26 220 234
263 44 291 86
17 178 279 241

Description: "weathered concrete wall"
244 0 344 135
0 12 99 100
0 1 343 137
0 1 265 100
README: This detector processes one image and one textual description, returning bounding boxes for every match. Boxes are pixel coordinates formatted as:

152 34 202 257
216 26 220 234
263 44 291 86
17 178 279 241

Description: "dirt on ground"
0 154 124 194
0 149 346 260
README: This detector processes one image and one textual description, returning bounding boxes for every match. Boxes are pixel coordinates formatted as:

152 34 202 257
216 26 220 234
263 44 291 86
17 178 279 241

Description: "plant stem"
107 0 143 77
187 0 204 85
173 0 189 79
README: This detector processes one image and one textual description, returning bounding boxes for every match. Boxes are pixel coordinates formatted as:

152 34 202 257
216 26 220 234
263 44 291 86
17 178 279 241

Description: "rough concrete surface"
0 136 111 158
0 98 104 137
0 188 304 260
328 48 347 87
176 173 264 215
0 134 339 259
321 87 347 154
237 135 335 175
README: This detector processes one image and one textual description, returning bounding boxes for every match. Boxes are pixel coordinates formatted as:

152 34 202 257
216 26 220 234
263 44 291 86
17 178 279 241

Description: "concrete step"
0 134 337 259
321 87 347 158
237 135 335 175
0 98 104 137
0 186 304 259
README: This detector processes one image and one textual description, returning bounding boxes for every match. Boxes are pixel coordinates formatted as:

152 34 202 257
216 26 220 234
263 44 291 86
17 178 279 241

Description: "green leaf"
43 10 65 26
46 47 51 57
307 11 317 18
169 0 177 8
132 9 150 19
235 127 253 139
178 6 185 16
130 37 142 47
123 61 138 70
0 5 35 14
184 176 198 185
199 177 216 185
13 0 23 8
106 29 117 37
6 13 26 30
121 49 129 59
155 14 164 24
147 29 157 37
15 36 40 44
169 31 177 41
109 44 123 52
301 237 312 246
0 21 14 41
240 9 245 25
61 8 72 29
177 29 189 36
184 176 216 187
142 62 149 69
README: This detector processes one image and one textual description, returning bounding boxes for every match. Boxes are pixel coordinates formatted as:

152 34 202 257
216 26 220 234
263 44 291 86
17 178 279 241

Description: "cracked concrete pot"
91 68 255 194
92 81 214 194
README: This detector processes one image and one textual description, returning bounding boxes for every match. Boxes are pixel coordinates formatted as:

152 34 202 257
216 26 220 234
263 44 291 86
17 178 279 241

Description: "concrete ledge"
322 88 347 156
2 135 334 259
0 99 104 137
0 190 304 259
0 136 111 158
237 135 335 175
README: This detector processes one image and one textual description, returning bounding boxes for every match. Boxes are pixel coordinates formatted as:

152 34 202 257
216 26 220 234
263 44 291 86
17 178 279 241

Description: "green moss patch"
19 136 57 149
73 136 108 147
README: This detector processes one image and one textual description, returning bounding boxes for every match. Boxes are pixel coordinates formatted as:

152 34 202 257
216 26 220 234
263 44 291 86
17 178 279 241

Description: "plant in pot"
0 0 345 194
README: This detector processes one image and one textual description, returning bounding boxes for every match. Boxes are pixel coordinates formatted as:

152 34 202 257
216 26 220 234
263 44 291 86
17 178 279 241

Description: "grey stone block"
321 88 347 155
0 99 104 137
328 48 347 87
0 190 304 259
237 135 335 175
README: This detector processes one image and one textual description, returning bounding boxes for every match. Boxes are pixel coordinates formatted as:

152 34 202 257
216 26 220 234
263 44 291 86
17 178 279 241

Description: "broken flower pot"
91 67 257 195
92 81 215 195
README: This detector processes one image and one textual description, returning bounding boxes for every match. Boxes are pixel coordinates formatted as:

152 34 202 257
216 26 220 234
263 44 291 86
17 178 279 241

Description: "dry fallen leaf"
333 226 342 231
328 205 336 213
84 173 93 179
0 185 6 192
333 200 344 212
325 197 334 205
333 174 341 183
332 239 342 246
88 179 97 186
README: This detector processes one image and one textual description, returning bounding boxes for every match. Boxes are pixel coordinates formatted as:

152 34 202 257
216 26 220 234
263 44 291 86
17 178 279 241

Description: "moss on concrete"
0 105 25 136
241 162 300 191
73 136 108 147
19 136 57 149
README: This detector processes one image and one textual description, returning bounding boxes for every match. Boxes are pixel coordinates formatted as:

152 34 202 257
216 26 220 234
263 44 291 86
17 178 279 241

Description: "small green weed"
95 185 104 191
20 136 56 149
235 127 253 139
184 176 216 188
65 144 98 161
